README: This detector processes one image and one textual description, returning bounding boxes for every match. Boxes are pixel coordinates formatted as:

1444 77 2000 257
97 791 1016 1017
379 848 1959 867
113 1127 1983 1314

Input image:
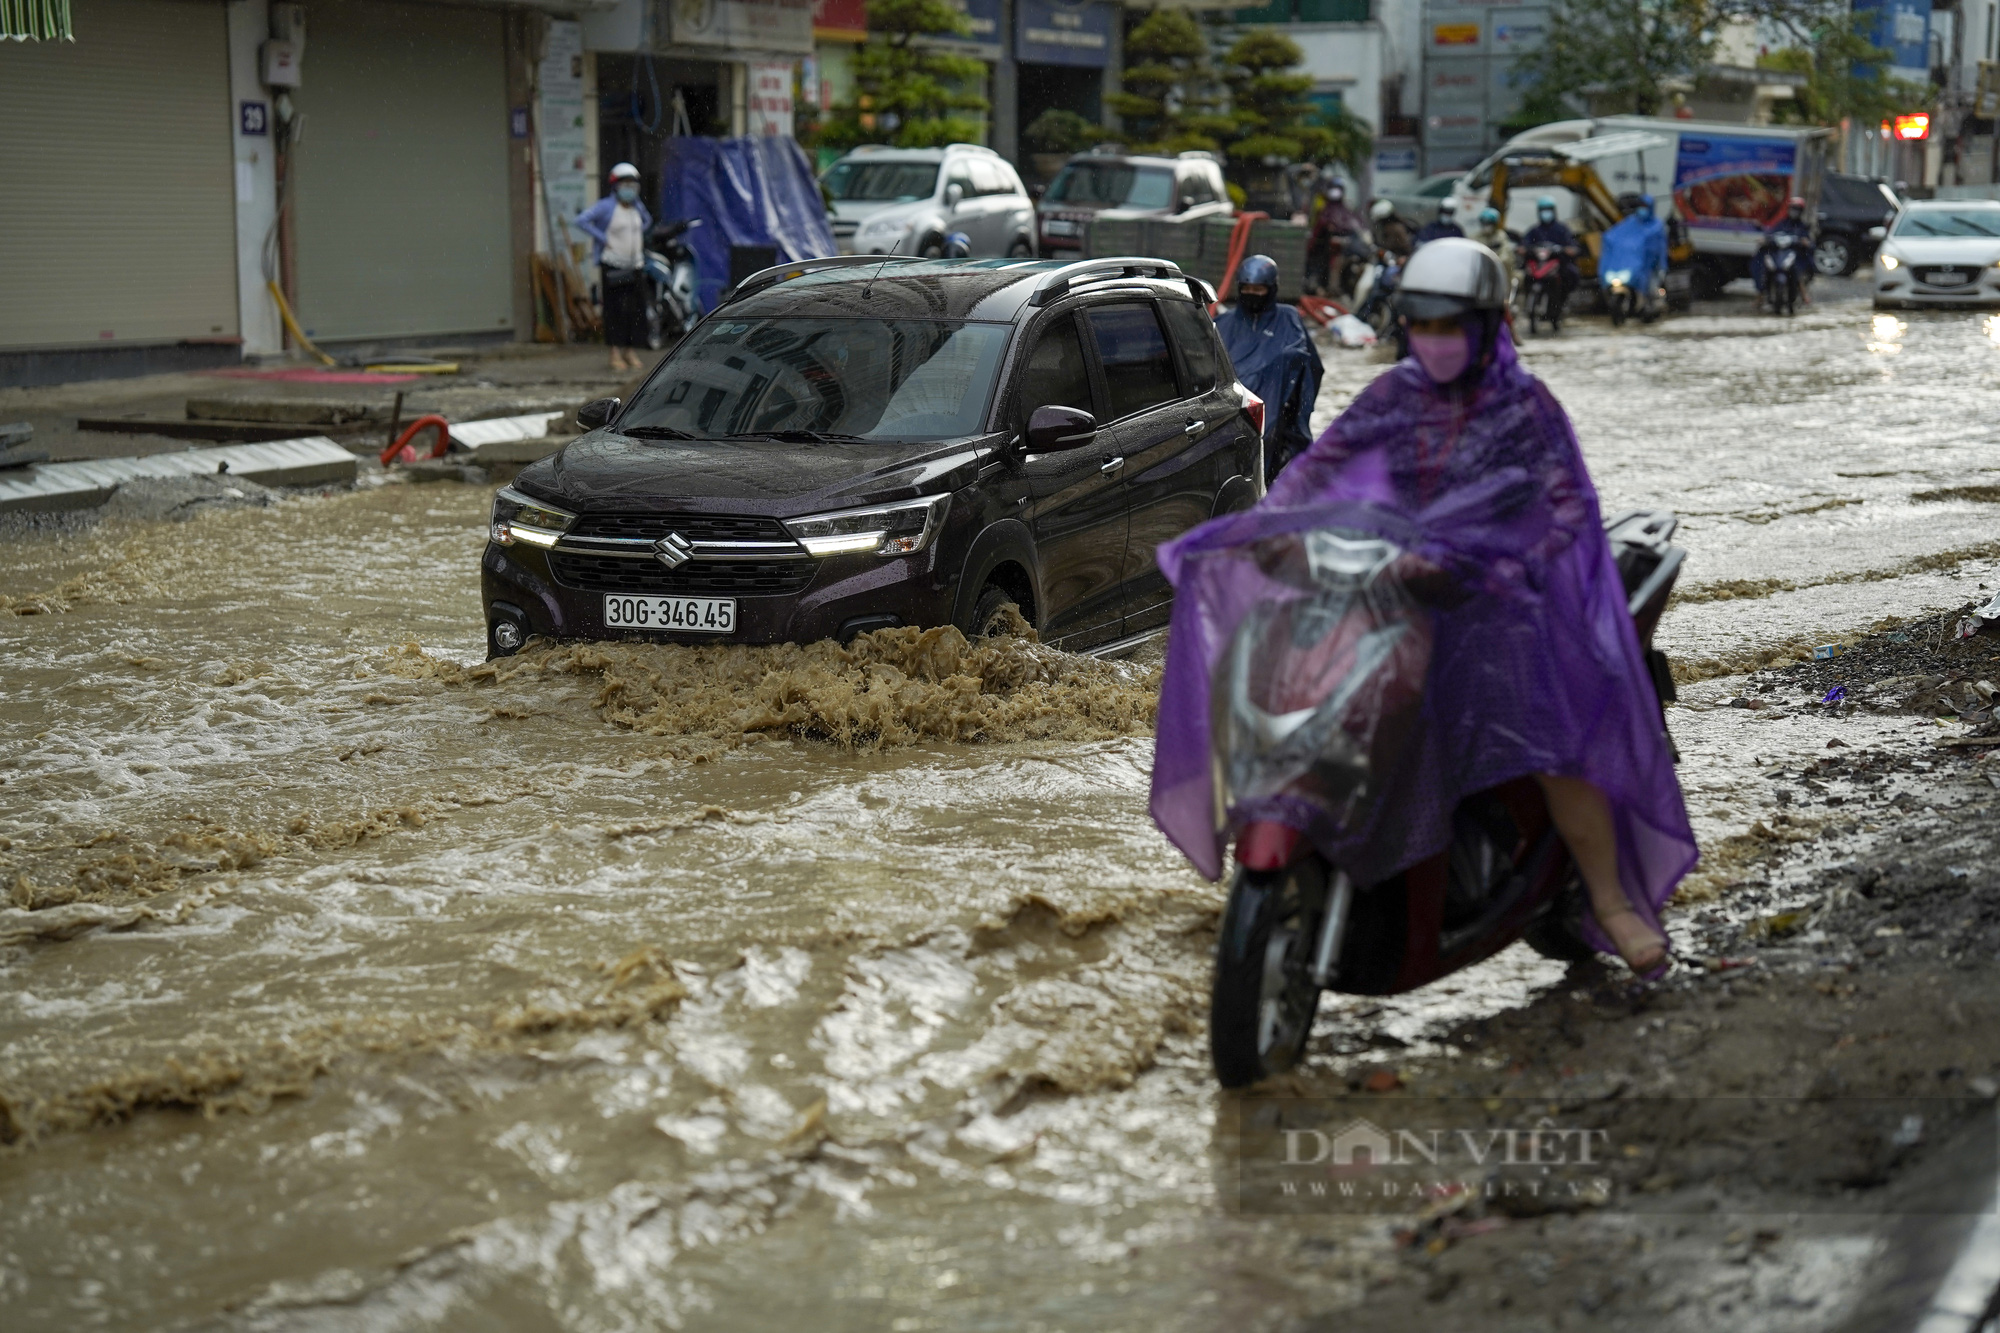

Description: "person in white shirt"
574 163 654 372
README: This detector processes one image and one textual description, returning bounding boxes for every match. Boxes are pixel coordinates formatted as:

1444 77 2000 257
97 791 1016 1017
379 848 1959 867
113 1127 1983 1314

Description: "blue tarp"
660 136 838 313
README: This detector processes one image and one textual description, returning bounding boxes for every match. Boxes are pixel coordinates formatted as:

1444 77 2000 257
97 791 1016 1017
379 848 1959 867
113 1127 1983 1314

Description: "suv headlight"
859 214 913 239
490 485 575 548
783 495 949 558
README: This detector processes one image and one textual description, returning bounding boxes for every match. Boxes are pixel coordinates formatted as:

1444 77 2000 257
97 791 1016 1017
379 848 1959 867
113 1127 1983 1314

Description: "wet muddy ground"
5 293 2000 1330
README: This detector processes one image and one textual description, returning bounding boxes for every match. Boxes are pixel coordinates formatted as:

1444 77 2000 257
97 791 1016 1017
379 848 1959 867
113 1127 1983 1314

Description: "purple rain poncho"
1150 326 1696 951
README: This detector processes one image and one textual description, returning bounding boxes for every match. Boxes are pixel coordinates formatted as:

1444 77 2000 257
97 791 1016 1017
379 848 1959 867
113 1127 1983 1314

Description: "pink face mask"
1409 328 1473 384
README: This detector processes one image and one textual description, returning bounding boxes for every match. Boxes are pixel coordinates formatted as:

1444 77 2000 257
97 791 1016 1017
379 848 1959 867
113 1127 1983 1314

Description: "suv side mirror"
576 397 620 431
945 182 965 208
1179 194 1197 212
1868 225 1886 241
1025 405 1097 453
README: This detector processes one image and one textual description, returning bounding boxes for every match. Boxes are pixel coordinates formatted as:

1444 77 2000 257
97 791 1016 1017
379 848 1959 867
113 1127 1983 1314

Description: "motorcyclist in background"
1753 196 1816 304
1215 254 1326 479
1414 200 1465 247
1521 195 1581 320
1307 178 1368 297
1473 205 1515 278
1598 193 1669 321
1369 198 1414 259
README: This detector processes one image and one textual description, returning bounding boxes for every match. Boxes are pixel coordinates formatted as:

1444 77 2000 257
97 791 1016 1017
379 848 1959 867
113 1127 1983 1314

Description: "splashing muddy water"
5 304 2000 1328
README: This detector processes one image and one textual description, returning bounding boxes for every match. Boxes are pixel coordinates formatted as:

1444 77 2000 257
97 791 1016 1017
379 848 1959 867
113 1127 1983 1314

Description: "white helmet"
1394 237 1510 319
1370 198 1396 221
608 162 641 182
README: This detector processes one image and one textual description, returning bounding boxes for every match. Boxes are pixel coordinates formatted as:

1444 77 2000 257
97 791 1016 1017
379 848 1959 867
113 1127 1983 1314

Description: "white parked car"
822 144 1037 259
1873 200 2000 307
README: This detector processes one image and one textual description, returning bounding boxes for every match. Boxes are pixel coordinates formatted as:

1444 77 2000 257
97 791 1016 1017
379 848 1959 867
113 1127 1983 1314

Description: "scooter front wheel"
1211 856 1326 1088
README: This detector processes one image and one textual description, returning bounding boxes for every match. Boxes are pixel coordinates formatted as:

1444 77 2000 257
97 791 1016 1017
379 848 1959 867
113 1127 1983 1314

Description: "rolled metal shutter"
0 0 238 350
290 0 514 343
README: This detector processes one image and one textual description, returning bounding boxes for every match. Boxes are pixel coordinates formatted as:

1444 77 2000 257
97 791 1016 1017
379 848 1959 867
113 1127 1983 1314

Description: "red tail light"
1237 821 1306 871
1242 389 1265 438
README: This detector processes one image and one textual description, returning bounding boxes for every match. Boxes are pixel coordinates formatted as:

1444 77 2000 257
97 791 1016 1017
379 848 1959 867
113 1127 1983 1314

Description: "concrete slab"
0 437 357 514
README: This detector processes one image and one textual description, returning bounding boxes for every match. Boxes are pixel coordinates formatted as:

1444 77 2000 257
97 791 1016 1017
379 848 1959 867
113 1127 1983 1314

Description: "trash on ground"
1820 686 1848 706
1328 314 1378 348
1814 643 1840 659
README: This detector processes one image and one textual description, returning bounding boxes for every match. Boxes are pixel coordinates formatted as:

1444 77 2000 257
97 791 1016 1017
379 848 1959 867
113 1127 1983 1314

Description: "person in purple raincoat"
1151 238 1695 975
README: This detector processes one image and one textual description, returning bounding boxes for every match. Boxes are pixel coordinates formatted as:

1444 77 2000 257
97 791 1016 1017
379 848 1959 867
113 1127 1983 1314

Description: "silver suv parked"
823 144 1037 259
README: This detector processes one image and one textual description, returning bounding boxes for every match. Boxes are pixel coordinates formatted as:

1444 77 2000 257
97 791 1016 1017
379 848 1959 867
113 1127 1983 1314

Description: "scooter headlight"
490 485 575 548
783 495 949 558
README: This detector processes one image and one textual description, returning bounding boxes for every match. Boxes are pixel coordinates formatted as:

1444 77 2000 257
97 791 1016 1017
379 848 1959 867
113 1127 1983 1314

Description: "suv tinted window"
946 165 975 199
996 162 1026 197
1087 303 1180 420
1047 162 1176 209
1018 313 1094 423
1159 301 1217 392
823 161 940 202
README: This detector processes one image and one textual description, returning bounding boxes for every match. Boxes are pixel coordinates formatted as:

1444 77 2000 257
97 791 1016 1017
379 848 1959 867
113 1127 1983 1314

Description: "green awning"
2 0 74 41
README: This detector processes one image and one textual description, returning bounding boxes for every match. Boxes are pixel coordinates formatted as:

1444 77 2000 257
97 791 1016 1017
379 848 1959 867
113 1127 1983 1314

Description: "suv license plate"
603 594 736 633
1932 271 1968 285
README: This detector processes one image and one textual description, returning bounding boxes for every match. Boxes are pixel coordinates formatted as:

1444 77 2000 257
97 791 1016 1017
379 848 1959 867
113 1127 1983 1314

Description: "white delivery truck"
1448 116 1836 298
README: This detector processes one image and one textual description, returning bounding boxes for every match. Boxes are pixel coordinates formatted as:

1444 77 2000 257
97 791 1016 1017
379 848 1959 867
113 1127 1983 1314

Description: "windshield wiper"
622 425 699 440
724 429 873 444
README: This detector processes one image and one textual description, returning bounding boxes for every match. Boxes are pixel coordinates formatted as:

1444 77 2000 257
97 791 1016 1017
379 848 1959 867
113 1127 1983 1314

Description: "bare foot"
1594 907 1669 975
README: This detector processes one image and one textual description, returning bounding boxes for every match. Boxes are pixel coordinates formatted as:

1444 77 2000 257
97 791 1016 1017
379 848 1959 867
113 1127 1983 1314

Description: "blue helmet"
944 231 972 258
1238 253 1279 288
1636 193 1655 216
1478 206 1499 225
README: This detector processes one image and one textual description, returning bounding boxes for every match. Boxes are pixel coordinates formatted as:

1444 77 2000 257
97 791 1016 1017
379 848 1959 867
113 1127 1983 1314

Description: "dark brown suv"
1035 150 1234 256
482 256 1264 657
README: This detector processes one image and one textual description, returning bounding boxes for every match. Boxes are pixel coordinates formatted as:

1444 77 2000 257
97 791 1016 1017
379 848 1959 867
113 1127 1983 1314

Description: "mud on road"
4 298 2000 1330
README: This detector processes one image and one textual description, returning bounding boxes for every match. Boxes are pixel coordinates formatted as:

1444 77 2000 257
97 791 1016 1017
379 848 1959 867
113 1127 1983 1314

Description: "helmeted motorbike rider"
1152 236 1694 976
1369 197 1414 259
1598 193 1669 321
1521 195 1581 318
1753 195 1815 304
1215 254 1327 479
1472 205 1515 275
1308 178 1369 297
1413 200 1465 247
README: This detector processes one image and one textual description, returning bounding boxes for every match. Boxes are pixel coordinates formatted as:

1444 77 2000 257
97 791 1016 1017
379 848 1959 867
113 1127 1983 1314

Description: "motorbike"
643 218 703 349
1760 228 1809 316
1601 268 1637 327
1205 510 1685 1089
1521 244 1566 335
1351 245 1407 357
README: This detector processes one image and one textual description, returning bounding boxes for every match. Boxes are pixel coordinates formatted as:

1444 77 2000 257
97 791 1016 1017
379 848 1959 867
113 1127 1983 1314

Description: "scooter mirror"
576 397 620 431
1025 405 1097 453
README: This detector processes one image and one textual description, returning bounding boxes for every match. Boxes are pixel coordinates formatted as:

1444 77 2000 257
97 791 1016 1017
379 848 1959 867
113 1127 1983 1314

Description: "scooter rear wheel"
1211 857 1326 1088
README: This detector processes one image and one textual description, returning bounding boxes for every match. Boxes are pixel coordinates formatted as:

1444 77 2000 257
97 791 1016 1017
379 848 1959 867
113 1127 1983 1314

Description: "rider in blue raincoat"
1597 194 1669 321
1215 254 1326 478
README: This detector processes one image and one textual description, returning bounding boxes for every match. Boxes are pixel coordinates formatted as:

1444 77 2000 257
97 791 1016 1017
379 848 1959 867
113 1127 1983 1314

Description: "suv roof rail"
1176 150 1222 163
1028 256 1185 307
1087 141 1127 155
947 142 998 154
721 255 924 305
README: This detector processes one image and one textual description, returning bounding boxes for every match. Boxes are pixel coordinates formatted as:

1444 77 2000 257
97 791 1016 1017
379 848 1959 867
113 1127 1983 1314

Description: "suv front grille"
568 513 791 542
550 553 816 597
1916 265 1977 287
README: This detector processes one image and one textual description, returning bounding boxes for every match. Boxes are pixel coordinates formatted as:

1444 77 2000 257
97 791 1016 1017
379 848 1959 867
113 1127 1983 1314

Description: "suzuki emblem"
653 532 694 568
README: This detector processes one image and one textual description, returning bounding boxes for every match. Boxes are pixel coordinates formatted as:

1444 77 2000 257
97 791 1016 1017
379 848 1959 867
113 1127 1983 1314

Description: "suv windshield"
1894 208 2000 238
1046 162 1175 209
822 161 940 203
624 318 1009 441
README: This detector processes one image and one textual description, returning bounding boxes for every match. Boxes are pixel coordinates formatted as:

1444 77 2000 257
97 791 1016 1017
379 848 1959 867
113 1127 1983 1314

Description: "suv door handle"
1183 419 1207 436
1099 456 1125 474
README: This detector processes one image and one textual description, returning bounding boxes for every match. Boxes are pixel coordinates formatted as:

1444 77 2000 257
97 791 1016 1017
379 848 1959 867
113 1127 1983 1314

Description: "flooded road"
6 300 2000 1329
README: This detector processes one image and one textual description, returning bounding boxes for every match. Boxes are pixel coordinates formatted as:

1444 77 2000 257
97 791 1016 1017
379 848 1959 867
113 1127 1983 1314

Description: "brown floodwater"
4 301 1999 1329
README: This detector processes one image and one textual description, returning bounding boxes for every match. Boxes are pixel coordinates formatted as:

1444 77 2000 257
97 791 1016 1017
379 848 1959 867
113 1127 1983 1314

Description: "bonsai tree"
1107 9 1232 153
819 0 990 150
1023 108 1099 157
